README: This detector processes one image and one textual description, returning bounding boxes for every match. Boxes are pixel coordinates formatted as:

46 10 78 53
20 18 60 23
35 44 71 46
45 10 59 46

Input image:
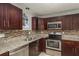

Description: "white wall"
11 3 34 30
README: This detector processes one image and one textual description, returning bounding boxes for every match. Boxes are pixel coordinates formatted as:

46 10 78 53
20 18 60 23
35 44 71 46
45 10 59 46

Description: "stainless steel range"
46 32 62 51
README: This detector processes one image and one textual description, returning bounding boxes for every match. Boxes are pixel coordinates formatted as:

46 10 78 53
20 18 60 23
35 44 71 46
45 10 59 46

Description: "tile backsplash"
0 30 43 39
2 30 31 38
46 30 79 35
0 30 79 41
62 30 79 35
0 30 30 44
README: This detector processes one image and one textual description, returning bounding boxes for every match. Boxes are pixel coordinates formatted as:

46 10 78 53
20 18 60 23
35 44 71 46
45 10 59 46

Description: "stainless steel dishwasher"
9 45 29 56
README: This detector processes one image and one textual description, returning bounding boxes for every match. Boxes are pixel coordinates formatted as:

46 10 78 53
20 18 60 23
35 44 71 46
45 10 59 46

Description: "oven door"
46 40 61 51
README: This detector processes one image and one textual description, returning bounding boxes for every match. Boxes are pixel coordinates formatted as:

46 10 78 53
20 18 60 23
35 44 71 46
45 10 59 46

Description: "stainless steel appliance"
49 32 62 40
48 21 62 29
46 40 61 51
46 32 62 51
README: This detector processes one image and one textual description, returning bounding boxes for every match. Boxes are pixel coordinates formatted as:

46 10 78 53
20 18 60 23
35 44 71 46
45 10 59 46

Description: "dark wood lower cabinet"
29 38 46 56
74 41 79 56
39 38 46 52
29 40 40 56
62 45 74 56
62 40 79 56
0 51 9 56
75 47 79 56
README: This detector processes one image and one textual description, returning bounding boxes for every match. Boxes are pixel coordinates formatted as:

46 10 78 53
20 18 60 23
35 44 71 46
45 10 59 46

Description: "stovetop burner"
49 32 62 40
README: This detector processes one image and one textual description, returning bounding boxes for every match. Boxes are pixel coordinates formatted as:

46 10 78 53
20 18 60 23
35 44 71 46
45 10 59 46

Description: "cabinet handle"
74 48 76 55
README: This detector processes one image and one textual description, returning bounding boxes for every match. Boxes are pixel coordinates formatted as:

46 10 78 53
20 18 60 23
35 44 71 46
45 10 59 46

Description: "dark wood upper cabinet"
0 3 22 30
62 14 79 30
0 4 4 30
32 17 37 30
62 15 73 30
38 18 45 30
43 18 47 30
32 17 47 30
72 14 79 30
8 4 22 29
47 17 61 22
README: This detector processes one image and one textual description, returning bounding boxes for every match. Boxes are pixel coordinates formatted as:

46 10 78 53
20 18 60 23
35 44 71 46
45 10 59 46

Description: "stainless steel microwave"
47 21 62 29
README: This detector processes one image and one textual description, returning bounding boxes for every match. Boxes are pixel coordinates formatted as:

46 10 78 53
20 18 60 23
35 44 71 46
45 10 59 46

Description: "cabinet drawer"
74 41 79 47
62 40 74 47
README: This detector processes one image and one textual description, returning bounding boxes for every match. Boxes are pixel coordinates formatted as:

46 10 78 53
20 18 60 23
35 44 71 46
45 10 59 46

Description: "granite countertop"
62 34 79 41
0 34 48 55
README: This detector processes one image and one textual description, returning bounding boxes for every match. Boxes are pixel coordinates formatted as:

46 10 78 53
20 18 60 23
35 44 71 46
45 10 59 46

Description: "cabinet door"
25 45 29 56
0 3 10 30
15 7 22 29
0 3 22 30
32 17 37 30
39 38 46 52
62 40 74 56
29 40 39 56
29 43 36 56
29 44 35 56
62 15 72 30
10 46 29 56
3 4 10 30
29 46 33 56
74 41 79 56
75 47 79 56
72 14 79 30
0 4 4 30
44 19 47 30
62 45 74 56
38 18 44 30
8 4 22 30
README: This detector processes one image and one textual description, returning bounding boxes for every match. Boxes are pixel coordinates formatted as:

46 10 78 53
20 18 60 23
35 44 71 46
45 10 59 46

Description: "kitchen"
0 3 79 56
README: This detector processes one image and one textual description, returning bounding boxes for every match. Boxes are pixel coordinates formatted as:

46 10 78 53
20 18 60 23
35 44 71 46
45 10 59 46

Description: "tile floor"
39 52 50 56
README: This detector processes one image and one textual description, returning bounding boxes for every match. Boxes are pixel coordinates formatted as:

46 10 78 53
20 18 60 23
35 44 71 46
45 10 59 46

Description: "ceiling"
23 3 79 16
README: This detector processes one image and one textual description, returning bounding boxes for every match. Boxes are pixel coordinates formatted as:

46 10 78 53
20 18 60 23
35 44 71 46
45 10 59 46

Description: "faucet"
24 31 31 41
